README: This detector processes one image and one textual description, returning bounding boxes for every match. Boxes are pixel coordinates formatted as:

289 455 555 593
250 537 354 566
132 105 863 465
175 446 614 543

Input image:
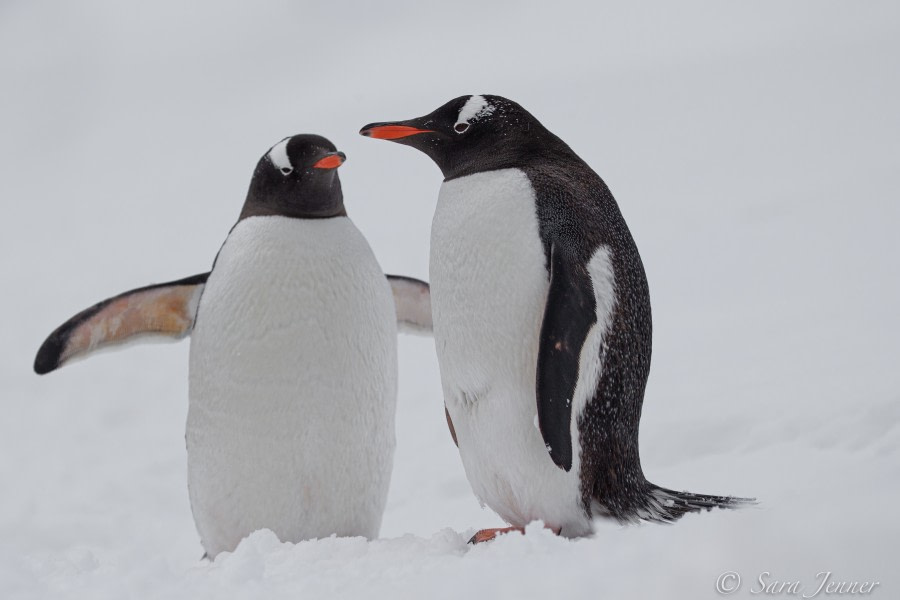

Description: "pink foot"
468 526 524 544
467 524 561 544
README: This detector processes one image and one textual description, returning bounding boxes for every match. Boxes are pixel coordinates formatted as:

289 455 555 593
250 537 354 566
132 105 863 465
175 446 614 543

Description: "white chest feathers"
186 216 398 557
430 168 550 393
429 168 617 537
429 169 582 533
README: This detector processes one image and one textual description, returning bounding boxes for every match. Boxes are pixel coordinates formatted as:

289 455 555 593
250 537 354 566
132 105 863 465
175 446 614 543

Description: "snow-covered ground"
2 1 898 598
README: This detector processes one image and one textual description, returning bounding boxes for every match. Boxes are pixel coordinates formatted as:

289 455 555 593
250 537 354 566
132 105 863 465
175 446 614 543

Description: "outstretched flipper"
387 275 432 335
34 273 210 375
35 272 432 375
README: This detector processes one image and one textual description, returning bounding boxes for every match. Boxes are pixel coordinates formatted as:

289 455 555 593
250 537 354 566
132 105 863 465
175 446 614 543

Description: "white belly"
430 168 590 536
187 216 397 557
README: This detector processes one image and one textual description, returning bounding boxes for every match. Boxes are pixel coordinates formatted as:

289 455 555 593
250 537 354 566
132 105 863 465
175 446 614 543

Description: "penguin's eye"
454 123 469 134
280 167 293 175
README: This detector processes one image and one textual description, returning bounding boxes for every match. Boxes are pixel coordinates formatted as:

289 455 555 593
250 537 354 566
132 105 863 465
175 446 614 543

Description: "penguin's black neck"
438 125 579 181
238 197 348 221
238 166 346 221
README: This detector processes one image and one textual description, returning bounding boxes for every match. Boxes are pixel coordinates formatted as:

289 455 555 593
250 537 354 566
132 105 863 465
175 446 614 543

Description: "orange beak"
360 125 433 140
312 152 346 169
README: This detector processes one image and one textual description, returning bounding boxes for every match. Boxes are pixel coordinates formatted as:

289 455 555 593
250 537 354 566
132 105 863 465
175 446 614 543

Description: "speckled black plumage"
363 95 752 523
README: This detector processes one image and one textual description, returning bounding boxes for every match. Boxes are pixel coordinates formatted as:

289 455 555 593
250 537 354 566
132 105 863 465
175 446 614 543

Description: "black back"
363 95 658 519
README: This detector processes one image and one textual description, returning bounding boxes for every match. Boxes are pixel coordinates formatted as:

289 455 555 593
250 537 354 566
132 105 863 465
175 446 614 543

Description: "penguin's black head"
240 134 346 220
360 95 566 180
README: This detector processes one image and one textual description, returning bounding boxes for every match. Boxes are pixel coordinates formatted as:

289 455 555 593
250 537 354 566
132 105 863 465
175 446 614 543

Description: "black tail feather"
592 482 756 524
637 484 756 523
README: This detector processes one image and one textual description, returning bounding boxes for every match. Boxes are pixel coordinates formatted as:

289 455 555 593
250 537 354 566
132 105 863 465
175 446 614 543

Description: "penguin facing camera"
35 134 432 558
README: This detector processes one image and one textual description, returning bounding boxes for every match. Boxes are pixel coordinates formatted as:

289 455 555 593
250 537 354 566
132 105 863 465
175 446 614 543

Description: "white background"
1 1 898 598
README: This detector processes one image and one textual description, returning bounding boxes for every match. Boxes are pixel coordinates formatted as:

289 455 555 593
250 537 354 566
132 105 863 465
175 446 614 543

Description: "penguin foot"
468 527 524 544
468 523 563 544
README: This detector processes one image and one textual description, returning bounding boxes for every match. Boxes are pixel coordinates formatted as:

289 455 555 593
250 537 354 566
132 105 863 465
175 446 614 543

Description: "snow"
2 1 899 599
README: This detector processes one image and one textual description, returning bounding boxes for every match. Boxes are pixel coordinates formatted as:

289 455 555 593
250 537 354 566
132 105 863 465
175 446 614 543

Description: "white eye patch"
267 137 293 175
454 95 495 131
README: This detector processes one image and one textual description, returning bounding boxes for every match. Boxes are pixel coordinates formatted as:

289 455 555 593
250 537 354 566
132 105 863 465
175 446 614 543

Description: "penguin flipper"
386 275 432 335
34 273 210 375
536 244 598 472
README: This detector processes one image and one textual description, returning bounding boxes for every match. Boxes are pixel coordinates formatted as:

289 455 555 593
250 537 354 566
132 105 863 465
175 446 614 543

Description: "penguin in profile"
34 134 432 558
361 96 752 543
